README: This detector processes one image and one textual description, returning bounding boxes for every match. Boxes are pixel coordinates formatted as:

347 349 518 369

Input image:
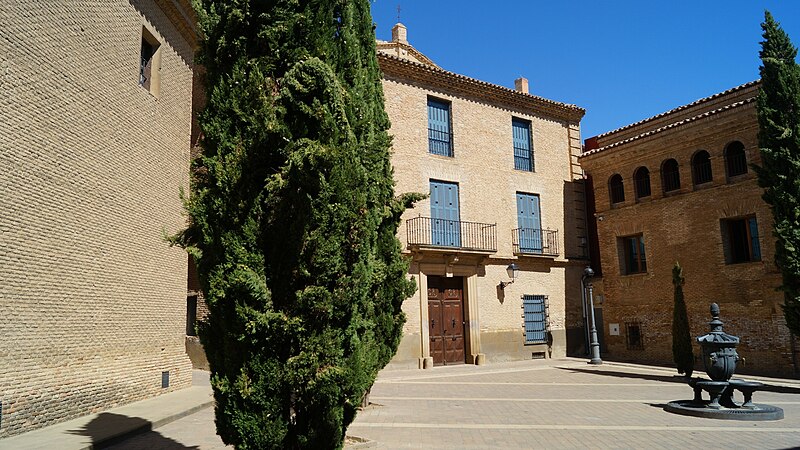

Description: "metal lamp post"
583 266 603 365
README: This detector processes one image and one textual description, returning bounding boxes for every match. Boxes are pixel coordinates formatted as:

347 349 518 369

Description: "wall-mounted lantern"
499 263 519 290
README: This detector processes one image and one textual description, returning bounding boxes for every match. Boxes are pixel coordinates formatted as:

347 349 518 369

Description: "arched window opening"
634 167 651 199
609 174 625 204
725 141 747 178
692 150 713 185
661 159 681 193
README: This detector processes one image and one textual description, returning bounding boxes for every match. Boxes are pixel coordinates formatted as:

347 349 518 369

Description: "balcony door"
517 192 542 253
431 180 461 247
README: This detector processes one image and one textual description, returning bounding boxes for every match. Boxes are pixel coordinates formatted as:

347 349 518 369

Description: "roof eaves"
378 53 585 122
594 80 760 140
579 97 756 159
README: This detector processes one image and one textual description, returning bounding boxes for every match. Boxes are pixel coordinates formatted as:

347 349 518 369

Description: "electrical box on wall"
609 323 620 336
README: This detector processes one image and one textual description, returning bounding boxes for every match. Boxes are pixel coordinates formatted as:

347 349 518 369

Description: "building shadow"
560 367 800 394
68 412 199 449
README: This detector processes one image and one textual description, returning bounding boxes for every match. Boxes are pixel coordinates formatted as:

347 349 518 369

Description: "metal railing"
512 228 559 256
407 217 497 252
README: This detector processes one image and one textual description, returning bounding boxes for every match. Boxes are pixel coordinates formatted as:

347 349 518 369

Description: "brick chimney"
392 23 408 44
514 77 529 94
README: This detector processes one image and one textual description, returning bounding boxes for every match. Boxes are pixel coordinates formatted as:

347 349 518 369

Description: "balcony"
512 228 559 257
407 217 497 252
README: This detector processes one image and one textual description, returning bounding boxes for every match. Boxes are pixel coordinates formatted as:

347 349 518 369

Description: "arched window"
609 174 625 204
725 141 747 178
661 158 681 193
692 150 713 185
634 167 651 199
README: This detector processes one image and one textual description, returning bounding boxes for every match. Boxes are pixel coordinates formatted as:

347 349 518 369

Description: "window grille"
513 118 534 171
625 322 644 350
522 295 548 344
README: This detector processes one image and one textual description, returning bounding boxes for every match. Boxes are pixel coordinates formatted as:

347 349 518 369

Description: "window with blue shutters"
523 295 548 344
430 180 461 247
428 98 453 157
513 118 533 171
516 192 542 254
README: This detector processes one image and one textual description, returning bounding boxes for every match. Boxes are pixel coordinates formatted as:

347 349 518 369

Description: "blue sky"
369 1 800 139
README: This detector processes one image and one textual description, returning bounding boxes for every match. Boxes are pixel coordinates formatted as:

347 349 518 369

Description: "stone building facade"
580 81 799 376
378 25 589 368
0 0 197 436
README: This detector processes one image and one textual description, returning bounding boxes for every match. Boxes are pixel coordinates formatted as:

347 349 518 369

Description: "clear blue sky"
369 1 800 139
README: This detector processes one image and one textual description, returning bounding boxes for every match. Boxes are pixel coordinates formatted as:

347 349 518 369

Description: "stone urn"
696 303 740 381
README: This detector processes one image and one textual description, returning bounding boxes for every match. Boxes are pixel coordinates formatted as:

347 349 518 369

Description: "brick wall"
581 88 798 376
0 0 195 436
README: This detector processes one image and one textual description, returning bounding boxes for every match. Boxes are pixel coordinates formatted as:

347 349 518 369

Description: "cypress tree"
671 262 693 378
173 1 422 447
755 11 800 337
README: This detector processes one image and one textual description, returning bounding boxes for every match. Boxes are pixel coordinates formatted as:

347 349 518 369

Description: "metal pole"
580 276 589 356
587 282 603 365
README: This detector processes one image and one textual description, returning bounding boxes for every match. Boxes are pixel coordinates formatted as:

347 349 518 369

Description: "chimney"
392 23 408 44
514 77 529 94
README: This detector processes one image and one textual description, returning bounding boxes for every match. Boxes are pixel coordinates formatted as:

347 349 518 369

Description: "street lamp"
582 265 603 365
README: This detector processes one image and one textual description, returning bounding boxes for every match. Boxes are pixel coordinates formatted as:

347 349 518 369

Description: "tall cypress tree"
174 1 421 447
671 262 693 377
755 11 800 337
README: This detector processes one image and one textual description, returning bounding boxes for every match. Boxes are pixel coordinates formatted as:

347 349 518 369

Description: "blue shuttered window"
430 180 461 247
516 192 542 254
428 98 453 157
513 118 533 171
523 295 548 344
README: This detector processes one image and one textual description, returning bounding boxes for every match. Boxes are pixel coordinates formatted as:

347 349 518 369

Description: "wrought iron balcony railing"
512 228 559 256
407 217 497 252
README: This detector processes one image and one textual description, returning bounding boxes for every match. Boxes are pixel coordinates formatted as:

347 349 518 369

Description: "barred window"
522 295 548 344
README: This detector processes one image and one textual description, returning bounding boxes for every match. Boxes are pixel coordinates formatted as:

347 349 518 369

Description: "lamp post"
583 266 603 365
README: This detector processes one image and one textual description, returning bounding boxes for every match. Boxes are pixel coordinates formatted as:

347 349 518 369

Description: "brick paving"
349 358 800 449
107 358 800 449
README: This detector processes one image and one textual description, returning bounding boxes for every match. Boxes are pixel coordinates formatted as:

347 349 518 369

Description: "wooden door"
427 276 465 366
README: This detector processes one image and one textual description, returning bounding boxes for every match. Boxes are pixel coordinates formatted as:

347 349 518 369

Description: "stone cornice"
376 41 439 67
378 53 585 123
154 0 199 49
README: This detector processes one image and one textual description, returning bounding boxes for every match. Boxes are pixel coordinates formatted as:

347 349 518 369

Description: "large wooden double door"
428 275 465 366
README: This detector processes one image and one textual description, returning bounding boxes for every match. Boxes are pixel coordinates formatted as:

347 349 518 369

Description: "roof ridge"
594 80 760 139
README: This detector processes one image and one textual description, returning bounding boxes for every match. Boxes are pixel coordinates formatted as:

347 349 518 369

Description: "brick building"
580 81 800 376
0 0 198 436
378 25 590 368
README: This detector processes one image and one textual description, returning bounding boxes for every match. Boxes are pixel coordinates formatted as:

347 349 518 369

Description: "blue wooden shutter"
749 217 761 260
430 180 460 247
428 99 452 156
513 119 532 171
516 193 542 253
523 295 547 344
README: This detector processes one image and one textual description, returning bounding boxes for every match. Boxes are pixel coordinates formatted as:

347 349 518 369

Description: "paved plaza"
97 359 800 449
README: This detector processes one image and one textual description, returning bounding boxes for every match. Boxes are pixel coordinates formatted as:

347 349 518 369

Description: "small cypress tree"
672 262 693 377
754 11 800 337
173 1 422 448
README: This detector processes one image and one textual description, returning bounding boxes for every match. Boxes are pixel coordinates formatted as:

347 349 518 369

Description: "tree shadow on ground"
560 367 800 394
68 412 199 449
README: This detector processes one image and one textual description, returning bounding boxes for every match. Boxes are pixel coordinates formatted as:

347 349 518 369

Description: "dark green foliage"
671 262 693 378
755 11 800 337
173 1 422 447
